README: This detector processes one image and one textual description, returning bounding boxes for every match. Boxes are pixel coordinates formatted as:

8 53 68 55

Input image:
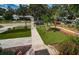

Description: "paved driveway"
0 37 32 49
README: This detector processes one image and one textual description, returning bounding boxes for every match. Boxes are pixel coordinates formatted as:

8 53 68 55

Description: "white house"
13 14 19 20
0 15 4 19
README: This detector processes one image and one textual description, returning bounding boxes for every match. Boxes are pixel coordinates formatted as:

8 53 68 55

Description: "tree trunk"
54 21 57 28
25 20 27 29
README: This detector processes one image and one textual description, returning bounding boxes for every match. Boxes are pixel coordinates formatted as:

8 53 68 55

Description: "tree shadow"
47 28 60 32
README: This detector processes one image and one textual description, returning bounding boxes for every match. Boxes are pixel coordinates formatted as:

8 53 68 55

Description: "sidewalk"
32 27 46 51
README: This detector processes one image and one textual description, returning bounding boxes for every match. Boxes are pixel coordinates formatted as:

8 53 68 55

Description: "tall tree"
3 7 14 20
0 8 6 15
67 4 79 17
29 4 49 20
16 4 29 16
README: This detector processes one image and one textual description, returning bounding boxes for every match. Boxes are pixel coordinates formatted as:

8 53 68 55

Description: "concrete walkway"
0 37 31 49
31 17 59 55
32 27 46 51
31 27 59 55
31 17 50 54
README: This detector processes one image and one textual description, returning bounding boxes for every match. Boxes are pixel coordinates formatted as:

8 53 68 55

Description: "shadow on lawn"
47 28 60 32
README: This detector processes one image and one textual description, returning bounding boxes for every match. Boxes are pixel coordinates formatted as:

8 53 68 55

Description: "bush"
8 28 12 31
0 47 15 55
24 26 28 29
75 20 79 30
59 36 79 55
0 47 2 53
0 49 15 55
71 36 79 45
0 25 3 28
59 41 76 55
13 27 16 30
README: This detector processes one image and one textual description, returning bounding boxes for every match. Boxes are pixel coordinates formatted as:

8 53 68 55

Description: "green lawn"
37 25 72 45
0 28 31 39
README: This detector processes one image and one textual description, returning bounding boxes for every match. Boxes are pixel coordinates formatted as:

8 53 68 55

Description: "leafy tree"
49 5 60 28
67 4 79 17
16 4 29 27
41 15 49 23
0 8 6 15
3 11 13 20
41 14 50 30
3 7 15 20
29 4 49 20
16 4 29 16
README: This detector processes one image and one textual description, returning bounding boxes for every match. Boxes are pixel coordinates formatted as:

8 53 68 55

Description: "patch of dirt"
3 45 32 55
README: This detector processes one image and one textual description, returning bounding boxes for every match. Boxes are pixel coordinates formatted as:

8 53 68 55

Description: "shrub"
75 20 79 30
8 28 11 31
0 49 15 55
0 25 3 28
71 36 79 45
0 47 2 53
13 27 16 30
59 41 76 55
59 36 79 55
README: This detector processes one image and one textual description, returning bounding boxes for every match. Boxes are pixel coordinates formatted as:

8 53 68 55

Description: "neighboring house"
13 14 19 20
0 16 3 18
0 16 4 20
61 17 75 24
73 18 79 24
0 14 31 21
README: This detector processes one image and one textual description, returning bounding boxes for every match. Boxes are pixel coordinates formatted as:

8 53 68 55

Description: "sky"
0 4 52 9
0 4 19 8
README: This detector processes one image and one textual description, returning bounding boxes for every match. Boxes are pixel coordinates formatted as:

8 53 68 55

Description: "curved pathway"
57 26 79 36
